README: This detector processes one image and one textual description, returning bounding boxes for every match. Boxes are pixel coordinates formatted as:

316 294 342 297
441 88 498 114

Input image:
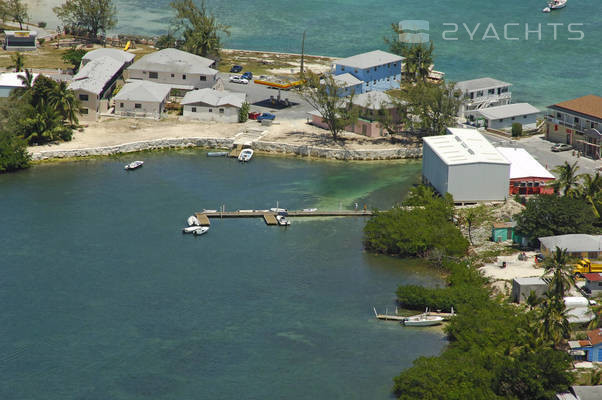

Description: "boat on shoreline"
238 149 254 162
124 160 144 170
543 0 567 12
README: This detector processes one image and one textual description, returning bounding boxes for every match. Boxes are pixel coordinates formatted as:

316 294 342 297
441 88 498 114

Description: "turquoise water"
0 152 445 399
109 0 601 108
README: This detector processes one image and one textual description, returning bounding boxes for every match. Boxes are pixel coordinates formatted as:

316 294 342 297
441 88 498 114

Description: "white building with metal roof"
475 103 540 130
81 48 135 67
126 48 218 91
332 50 403 94
455 77 512 118
114 80 171 119
422 128 510 202
538 234 602 259
68 56 127 120
181 88 247 122
0 72 39 97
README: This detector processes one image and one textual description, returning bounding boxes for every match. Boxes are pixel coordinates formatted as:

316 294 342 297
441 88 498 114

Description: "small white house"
0 72 39 97
422 128 510 203
181 88 246 122
114 80 171 119
475 103 540 131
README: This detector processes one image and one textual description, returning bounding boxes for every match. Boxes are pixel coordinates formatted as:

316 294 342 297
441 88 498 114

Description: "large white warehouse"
422 128 510 202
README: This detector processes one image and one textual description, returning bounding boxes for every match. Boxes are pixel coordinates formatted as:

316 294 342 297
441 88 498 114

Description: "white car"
229 76 249 84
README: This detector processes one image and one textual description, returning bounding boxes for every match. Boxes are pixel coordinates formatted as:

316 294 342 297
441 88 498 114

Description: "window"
143 71 147 74
149 72 158 79
374 67 377 71
191 107 196 112
120 103 124 108
499 119 504 122
219 108 224 114
373 80 376 84
135 103 141 109
387 63 390 68
79 94 88 101
200 76 206 81
557 112 562 119
511 117 515 120
182 74 186 80
476 90 484 97
354 69 358 74
80 108 88 114
208 108 213 113
488 89 495 95
171 73 175 77
341 66 345 71
393 63 397 67
575 117 580 123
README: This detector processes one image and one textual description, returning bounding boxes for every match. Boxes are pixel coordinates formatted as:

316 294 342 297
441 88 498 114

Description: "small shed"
584 273 602 293
3 30 37 51
492 221 516 242
511 277 547 303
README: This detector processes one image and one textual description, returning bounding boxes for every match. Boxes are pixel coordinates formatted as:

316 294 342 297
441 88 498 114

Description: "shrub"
238 101 250 123
511 122 522 137
38 22 47 28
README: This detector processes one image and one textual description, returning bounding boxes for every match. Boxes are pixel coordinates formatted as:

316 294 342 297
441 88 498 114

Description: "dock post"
373 307 378 318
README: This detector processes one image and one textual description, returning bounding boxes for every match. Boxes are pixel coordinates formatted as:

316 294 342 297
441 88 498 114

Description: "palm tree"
539 293 570 349
17 69 34 89
8 52 25 72
402 42 434 83
47 81 80 126
543 247 574 300
551 161 582 196
579 172 602 218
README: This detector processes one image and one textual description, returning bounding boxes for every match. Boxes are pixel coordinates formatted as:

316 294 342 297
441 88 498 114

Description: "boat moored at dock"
238 149 254 162
403 314 444 327
192 226 210 236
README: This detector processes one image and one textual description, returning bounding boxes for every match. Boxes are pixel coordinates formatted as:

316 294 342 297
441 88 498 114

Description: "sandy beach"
29 117 421 161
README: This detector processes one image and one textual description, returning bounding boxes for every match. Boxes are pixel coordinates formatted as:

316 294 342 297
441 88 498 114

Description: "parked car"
256 113 276 122
229 76 249 84
230 65 243 73
551 143 572 152
248 111 261 120
242 71 253 81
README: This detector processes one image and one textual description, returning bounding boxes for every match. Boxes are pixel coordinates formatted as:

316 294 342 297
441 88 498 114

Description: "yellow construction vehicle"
573 258 602 275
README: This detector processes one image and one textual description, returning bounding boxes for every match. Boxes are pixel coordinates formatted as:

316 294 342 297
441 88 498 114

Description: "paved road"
482 132 601 176
2 21 55 39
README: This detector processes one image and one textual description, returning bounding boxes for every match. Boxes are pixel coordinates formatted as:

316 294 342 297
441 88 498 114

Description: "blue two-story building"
333 50 403 95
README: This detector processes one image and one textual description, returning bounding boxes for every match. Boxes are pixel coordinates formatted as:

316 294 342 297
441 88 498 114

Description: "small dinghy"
207 152 228 157
124 160 144 170
238 149 254 162
276 214 290 226
183 225 204 234
192 226 210 236
187 215 200 226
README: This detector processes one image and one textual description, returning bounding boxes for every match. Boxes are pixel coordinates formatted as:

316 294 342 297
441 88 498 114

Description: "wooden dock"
374 307 456 322
263 213 277 225
229 145 243 158
199 210 373 218
194 213 211 226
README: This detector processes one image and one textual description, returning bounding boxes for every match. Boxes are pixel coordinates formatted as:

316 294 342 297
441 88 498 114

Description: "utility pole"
300 30 306 78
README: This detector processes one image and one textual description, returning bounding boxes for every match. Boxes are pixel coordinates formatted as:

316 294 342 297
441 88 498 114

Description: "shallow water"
0 151 446 399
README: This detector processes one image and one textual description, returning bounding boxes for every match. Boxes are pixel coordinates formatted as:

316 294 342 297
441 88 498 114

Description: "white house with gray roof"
81 48 135 68
474 103 540 131
126 48 218 92
333 50 403 94
68 56 127 120
455 77 512 118
422 128 510 202
114 80 171 119
181 88 246 122
539 234 602 259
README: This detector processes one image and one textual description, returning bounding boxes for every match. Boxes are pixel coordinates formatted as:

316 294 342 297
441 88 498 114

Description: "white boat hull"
193 227 210 236
187 216 200 226
276 215 290 226
238 149 254 162
124 161 144 170
403 315 444 326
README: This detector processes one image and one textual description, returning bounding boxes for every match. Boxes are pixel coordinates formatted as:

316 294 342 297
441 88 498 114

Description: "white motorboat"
403 313 444 327
302 208 318 212
270 207 287 213
183 225 204 234
276 215 290 226
543 0 566 12
192 226 210 236
124 160 144 170
202 209 217 213
238 149 254 162
187 215 200 226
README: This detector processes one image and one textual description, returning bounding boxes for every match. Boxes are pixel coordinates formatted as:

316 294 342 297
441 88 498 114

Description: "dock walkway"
200 210 373 219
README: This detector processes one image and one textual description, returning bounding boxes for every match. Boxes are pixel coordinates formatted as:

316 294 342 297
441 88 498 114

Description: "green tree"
47 80 80 126
298 72 358 141
0 1 9 22
511 122 522 137
385 23 434 83
578 172 602 218
402 185 437 206
551 161 582 197
170 0 230 59
238 101 249 123
61 47 87 72
0 128 30 173
543 247 574 300
457 204 490 245
155 30 178 50
8 0 28 29
53 0 117 39
515 195 599 244
8 51 25 72
539 293 570 349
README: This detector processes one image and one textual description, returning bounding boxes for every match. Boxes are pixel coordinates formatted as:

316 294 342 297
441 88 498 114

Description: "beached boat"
124 160 144 170
238 149 254 162
207 151 228 157
192 226 210 236
543 0 566 12
276 214 290 226
403 314 444 327
187 215 200 226
183 225 205 234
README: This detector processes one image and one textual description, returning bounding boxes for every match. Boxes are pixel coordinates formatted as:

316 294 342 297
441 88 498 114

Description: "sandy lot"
480 251 544 281
29 117 419 153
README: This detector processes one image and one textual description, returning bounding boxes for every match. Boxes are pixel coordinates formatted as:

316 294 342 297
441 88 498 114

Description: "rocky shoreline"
30 137 422 161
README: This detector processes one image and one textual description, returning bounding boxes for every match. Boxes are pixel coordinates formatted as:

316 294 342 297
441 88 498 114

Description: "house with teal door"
491 222 517 242
333 50 403 95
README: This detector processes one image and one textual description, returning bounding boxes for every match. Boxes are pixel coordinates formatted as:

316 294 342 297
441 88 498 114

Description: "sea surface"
0 151 446 399
27 0 602 108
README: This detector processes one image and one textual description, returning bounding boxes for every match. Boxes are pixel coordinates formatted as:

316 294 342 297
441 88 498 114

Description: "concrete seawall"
31 137 422 161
